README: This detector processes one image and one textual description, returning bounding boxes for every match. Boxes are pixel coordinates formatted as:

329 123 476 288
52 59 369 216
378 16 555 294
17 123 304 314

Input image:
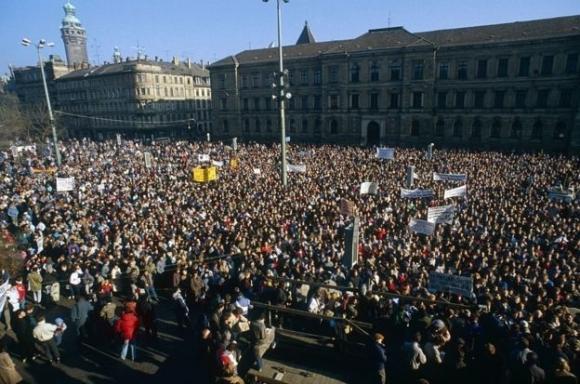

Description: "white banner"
285 136 291 143
428 272 474 297
198 154 210 162
433 172 467 182
144 152 152 168
376 147 395 160
116 134 122 146
56 177 75 192
408 218 435 235
0 281 11 314
548 188 575 202
232 137 238 150
360 182 379 195
287 164 306 173
428 204 457 224
211 160 224 168
253 168 261 175
400 188 434 199
444 185 467 199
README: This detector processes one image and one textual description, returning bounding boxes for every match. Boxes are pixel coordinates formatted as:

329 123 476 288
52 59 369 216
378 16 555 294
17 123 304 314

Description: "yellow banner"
192 166 218 183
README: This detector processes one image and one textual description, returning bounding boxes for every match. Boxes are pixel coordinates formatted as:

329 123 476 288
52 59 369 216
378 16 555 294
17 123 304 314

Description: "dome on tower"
62 1 81 26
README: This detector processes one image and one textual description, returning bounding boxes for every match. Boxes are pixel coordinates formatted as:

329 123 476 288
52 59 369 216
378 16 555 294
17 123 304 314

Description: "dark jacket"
369 341 387 372
70 297 94 326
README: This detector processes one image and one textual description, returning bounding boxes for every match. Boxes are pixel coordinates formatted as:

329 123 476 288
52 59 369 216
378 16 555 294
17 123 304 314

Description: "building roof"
211 15 580 68
296 21 316 45
58 59 209 80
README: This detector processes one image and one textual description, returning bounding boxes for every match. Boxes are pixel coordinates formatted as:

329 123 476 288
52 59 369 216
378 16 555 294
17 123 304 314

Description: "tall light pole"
21 38 62 166
263 0 289 187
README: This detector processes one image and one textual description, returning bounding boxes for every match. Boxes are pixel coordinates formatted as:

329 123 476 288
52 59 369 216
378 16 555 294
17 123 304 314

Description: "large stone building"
56 56 211 138
210 16 580 152
12 1 211 139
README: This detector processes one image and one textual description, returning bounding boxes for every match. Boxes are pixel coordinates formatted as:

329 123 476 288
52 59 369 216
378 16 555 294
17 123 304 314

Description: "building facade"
55 57 211 138
210 16 580 152
60 1 89 68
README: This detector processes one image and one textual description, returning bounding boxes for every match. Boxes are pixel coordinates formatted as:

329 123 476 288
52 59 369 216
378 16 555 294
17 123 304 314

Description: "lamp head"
21 38 31 47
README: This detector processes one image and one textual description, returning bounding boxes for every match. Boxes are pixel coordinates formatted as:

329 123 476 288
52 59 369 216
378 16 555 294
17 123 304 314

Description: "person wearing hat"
53 317 67 347
368 332 387 384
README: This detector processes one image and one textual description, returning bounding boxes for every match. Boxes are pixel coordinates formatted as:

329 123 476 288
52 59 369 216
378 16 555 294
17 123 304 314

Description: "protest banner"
232 137 238 150
144 152 152 168
230 158 239 170
32 167 57 175
253 168 261 175
116 134 122 146
285 136 291 143
433 172 467 182
376 147 395 160
198 154 210 162
428 272 474 297
340 198 355 216
548 188 575 202
56 177 75 192
428 204 457 224
211 160 224 168
287 164 306 173
192 166 217 183
0 281 11 314
408 218 435 235
400 188 434 198
444 185 467 199
360 182 378 195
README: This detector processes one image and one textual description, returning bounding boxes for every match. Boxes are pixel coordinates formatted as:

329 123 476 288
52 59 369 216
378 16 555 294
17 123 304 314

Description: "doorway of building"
367 121 380 145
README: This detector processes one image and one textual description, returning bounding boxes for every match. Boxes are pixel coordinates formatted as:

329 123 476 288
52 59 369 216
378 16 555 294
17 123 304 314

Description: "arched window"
531 120 543 140
350 63 360 82
330 119 339 135
491 118 501 138
453 119 463 138
255 119 261 133
369 61 380 82
266 119 273 133
511 119 522 139
554 121 567 140
435 119 445 137
289 118 296 133
411 120 420 136
471 119 482 139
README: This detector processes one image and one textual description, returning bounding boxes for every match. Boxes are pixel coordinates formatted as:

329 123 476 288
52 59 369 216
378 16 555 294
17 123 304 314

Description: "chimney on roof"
154 56 158 62
200 59 204 69
172 56 179 65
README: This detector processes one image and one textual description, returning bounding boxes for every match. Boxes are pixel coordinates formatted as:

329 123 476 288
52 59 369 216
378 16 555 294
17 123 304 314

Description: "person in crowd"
369 333 387 384
12 310 36 363
32 314 60 364
70 294 94 342
0 344 23 384
114 305 140 361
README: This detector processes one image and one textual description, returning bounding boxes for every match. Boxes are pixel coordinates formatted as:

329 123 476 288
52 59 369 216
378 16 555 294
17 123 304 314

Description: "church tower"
60 1 89 68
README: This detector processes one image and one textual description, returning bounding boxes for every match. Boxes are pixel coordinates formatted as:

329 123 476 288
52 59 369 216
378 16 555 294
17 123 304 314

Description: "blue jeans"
146 286 159 301
121 339 136 361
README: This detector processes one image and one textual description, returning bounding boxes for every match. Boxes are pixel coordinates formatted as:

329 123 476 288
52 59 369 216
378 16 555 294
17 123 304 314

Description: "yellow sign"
32 167 57 174
229 158 238 170
192 166 218 183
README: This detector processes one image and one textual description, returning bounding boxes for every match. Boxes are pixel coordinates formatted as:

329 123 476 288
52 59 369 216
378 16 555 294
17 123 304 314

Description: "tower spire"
296 21 316 45
60 1 89 68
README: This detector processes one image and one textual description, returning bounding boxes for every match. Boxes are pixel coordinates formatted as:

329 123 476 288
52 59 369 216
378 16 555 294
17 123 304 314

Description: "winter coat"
114 311 140 341
70 297 94 326
27 271 43 292
0 352 22 384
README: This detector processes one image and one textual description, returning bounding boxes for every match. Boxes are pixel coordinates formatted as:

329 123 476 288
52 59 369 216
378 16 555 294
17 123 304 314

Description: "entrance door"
367 121 380 146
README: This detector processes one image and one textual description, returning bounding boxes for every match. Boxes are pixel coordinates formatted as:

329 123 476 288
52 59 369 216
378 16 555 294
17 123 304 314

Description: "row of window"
424 118 569 140
221 52 578 89
136 73 210 86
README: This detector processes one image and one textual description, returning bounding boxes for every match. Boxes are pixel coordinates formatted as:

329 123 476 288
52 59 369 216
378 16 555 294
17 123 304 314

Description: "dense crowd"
0 139 577 384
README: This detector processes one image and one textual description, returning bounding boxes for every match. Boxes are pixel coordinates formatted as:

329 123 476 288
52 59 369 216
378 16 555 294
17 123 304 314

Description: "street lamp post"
21 38 62 166
263 0 289 187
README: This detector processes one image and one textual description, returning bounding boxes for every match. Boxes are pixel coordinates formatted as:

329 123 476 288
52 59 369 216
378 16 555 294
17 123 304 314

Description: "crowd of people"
0 138 577 384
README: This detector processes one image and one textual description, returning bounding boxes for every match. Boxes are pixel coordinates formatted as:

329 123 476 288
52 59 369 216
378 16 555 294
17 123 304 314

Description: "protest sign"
56 177 75 192
408 218 435 235
0 281 11 314
198 154 210 162
400 188 434 198
428 204 457 224
144 152 152 168
428 272 474 297
211 160 224 168
444 185 467 199
116 134 122 146
253 168 261 175
287 164 306 173
548 188 575 202
192 166 217 183
433 172 467 182
376 147 395 160
360 182 378 195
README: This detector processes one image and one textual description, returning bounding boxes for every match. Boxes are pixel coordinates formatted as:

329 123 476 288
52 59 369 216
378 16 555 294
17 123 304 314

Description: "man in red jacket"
114 308 140 361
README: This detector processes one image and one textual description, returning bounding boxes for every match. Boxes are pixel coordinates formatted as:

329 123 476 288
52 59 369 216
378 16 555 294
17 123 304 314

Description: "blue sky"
1 0 579 75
